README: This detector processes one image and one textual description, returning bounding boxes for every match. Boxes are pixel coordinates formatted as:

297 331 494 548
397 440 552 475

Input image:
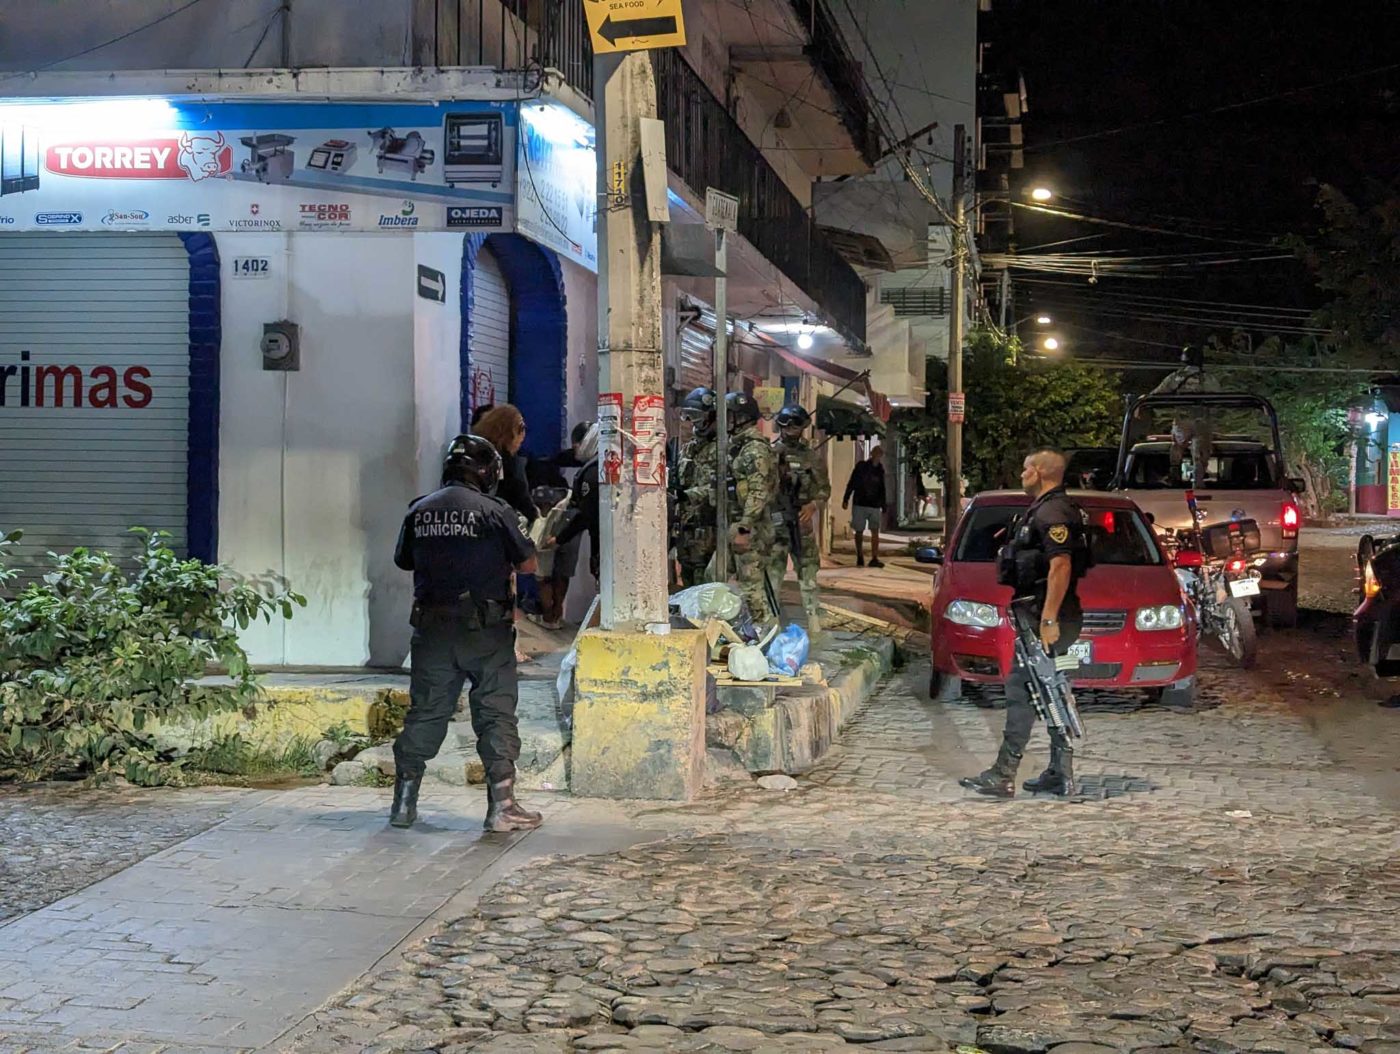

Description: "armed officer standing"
390 434 544 833
960 448 1086 798
769 404 830 633
726 391 780 627
673 387 720 586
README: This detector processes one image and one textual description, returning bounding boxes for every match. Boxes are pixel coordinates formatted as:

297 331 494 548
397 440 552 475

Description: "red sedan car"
920 490 1198 706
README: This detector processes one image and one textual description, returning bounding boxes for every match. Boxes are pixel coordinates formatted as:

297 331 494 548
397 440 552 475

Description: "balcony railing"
654 48 868 342
418 0 593 99
787 0 882 166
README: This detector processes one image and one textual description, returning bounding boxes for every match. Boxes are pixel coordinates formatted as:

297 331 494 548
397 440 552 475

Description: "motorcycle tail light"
1281 501 1300 539
1365 560 1382 599
1227 557 1247 574
1174 549 1203 569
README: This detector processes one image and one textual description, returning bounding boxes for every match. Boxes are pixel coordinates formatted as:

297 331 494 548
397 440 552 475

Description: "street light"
1035 314 1052 325
1043 336 1061 351
797 331 814 350
1030 187 1054 202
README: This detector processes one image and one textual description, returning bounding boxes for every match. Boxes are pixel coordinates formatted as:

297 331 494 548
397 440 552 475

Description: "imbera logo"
0 351 152 409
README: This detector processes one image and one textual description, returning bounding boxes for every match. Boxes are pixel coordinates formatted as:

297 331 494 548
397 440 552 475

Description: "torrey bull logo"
46 134 233 181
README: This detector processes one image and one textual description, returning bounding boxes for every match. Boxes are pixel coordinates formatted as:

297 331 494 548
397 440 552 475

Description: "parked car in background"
919 490 1198 706
1113 392 1303 628
1355 533 1400 680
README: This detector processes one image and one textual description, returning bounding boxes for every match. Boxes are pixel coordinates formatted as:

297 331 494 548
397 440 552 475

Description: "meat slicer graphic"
367 128 435 180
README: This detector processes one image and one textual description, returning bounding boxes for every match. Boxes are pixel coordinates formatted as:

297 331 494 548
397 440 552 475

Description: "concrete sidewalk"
0 786 649 1053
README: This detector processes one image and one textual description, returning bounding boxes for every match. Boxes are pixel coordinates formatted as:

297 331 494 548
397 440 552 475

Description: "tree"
1290 183 1400 365
1203 334 1371 516
894 328 1122 493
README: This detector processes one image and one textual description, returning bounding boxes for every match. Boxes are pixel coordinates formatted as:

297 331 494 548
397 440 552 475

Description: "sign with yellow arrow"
585 0 687 53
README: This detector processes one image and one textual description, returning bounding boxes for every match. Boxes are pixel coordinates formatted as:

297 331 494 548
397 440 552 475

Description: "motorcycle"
1161 490 1262 669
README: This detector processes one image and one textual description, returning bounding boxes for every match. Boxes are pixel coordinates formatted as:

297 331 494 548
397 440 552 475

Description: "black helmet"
680 386 717 435
775 404 810 430
442 433 502 491
726 391 760 429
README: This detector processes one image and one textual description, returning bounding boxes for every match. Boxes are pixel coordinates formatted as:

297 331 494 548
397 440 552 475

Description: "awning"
768 343 892 423
816 396 886 439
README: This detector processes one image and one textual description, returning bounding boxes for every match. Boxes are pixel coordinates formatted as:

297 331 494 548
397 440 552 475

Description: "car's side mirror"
915 546 943 565
1287 477 1306 494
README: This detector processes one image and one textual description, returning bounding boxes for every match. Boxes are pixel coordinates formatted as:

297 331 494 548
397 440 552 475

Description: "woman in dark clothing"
474 404 537 526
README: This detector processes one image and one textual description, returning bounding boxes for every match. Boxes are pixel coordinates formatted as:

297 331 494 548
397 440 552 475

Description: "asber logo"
0 351 152 410
46 133 232 181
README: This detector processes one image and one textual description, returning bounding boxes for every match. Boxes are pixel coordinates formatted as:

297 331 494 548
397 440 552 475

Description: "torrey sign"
0 99 518 234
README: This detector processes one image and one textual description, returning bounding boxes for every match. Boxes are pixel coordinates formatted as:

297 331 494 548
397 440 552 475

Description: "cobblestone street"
3 614 1399 1053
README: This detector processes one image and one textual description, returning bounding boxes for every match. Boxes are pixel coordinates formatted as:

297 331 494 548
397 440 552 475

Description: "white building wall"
0 0 414 72
412 233 465 496
217 232 420 669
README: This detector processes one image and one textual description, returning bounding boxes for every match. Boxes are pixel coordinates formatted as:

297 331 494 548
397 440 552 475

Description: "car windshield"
1127 447 1277 490
954 503 1161 566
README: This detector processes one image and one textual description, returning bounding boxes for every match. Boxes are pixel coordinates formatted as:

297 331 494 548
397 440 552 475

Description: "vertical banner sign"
1388 447 1400 516
948 392 966 424
598 393 624 486
632 394 666 486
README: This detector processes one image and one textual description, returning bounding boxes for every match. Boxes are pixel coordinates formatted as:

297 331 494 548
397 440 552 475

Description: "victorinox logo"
46 133 233 181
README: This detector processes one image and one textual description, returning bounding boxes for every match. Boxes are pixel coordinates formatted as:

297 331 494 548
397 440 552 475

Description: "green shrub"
0 528 305 786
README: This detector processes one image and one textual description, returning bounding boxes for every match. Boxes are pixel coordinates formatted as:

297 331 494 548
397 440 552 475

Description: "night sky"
994 0 1400 373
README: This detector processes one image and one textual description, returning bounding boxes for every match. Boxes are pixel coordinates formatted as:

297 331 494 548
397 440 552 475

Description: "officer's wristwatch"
1041 618 1058 626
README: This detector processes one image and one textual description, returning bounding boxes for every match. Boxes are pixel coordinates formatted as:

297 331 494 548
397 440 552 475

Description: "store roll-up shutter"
468 244 511 411
0 233 191 585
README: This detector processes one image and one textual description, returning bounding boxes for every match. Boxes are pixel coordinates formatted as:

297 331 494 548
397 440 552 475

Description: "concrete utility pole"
595 52 668 630
945 125 967 532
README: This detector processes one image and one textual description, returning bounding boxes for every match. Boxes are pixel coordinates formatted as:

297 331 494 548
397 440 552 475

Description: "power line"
1014 278 1317 315
1025 61 1400 152
1014 202 1276 247
0 0 214 83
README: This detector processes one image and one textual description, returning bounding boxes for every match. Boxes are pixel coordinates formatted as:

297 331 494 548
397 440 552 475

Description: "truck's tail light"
1174 549 1203 569
1281 501 1300 539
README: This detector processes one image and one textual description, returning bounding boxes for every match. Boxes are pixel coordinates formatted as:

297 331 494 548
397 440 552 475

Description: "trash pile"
669 583 810 684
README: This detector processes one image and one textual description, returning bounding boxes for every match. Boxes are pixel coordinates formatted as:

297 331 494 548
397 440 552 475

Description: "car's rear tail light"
1174 549 1203 568
1281 501 1300 539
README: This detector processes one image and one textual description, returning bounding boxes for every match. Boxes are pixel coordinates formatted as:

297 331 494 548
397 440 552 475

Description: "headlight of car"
944 599 1001 628
1135 604 1185 631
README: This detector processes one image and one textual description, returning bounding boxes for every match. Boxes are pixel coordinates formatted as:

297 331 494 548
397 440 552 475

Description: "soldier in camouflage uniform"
769 404 830 633
673 387 719 587
725 391 780 626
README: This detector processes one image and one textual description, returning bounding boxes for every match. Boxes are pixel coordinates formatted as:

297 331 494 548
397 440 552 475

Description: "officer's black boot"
958 742 1022 798
484 779 543 833
389 773 421 828
1023 740 1076 797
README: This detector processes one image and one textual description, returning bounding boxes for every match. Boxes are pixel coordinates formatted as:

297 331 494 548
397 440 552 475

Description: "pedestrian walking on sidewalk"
390 434 544 833
959 448 1087 799
843 446 887 568
770 404 830 633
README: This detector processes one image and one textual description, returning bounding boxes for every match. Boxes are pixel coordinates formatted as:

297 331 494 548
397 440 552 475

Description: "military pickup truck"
1111 392 1305 628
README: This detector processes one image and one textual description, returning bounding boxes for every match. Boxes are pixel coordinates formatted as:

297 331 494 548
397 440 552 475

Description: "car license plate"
1067 640 1092 665
1229 578 1260 598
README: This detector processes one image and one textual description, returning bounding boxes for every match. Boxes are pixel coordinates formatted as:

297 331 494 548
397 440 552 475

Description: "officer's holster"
411 592 513 630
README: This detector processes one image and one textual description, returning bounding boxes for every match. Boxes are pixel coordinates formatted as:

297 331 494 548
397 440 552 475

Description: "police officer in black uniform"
960 448 1086 798
390 434 544 832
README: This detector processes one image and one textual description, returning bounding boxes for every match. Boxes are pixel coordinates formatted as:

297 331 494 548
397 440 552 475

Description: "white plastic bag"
670 582 744 623
727 643 770 682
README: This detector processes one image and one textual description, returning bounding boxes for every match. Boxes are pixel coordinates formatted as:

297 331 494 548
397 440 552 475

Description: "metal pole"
594 51 668 630
998 267 1009 333
945 125 967 533
713 228 730 582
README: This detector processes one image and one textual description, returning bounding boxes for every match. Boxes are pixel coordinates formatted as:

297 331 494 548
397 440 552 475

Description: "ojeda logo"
447 206 503 228
0 351 152 409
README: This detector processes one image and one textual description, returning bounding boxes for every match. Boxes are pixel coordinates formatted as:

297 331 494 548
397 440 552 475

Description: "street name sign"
585 0 687 53
705 187 740 232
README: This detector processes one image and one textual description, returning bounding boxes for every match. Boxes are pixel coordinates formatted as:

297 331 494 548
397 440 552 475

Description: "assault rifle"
1008 603 1085 741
